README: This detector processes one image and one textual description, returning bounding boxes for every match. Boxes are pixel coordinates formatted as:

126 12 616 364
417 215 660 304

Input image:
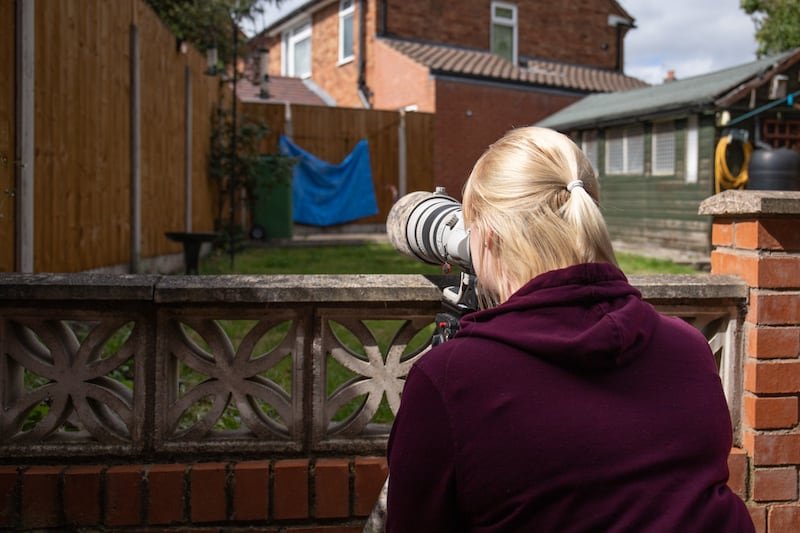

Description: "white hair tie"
566 180 584 193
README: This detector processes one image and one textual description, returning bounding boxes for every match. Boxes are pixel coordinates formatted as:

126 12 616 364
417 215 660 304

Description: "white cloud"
620 0 759 84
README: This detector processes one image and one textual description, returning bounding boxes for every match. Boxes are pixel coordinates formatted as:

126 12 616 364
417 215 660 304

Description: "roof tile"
380 37 648 94
236 75 329 106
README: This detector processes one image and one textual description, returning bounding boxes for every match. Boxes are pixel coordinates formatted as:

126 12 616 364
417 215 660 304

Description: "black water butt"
747 147 800 191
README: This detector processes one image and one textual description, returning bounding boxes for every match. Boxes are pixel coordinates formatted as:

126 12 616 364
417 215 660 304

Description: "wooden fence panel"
0 0 15 272
35 0 135 272
28 0 220 272
405 111 435 195
242 100 286 154
138 2 191 258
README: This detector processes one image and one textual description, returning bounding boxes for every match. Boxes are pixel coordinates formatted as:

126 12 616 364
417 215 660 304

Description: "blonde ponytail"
463 127 617 304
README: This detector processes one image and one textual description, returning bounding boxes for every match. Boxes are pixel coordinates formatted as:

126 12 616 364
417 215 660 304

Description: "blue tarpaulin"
280 135 378 226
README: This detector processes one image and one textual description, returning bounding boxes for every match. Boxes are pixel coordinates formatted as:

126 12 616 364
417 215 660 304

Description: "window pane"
294 36 311 77
494 6 514 19
341 12 353 59
606 128 624 174
492 24 513 62
652 122 675 175
626 125 644 174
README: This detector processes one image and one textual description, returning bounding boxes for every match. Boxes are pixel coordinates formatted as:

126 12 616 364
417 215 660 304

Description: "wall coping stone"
153 274 444 304
0 274 160 301
0 273 747 304
699 190 800 217
629 274 747 301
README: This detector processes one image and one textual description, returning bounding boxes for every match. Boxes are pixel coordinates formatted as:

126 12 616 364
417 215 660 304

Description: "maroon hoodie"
387 263 753 532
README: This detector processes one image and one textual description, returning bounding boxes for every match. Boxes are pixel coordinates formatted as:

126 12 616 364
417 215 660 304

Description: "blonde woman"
385 127 753 532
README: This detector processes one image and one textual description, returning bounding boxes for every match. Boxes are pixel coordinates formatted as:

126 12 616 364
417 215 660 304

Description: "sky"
245 0 761 86
621 0 760 84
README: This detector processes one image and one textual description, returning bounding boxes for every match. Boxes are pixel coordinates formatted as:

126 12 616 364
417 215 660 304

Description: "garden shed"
538 48 800 256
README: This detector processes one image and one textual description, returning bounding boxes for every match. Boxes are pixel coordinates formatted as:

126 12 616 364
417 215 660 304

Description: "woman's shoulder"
411 335 518 387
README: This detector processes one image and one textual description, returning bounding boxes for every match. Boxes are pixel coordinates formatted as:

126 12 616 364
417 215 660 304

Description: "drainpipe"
379 0 387 36
15 0 34 273
608 15 634 73
357 0 372 108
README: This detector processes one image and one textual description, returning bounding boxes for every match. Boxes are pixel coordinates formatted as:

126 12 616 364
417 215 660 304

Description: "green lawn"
200 241 698 276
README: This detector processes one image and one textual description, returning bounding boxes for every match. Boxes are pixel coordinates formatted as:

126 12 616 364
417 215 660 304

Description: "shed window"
282 20 312 78
581 130 599 174
491 2 517 64
605 125 643 174
652 121 675 175
685 115 699 183
339 0 354 64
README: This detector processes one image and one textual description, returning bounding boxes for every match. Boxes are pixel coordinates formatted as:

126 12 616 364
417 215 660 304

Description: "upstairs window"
491 2 517 64
282 20 312 78
651 121 676 175
339 0 354 64
581 130 599 174
605 125 644 175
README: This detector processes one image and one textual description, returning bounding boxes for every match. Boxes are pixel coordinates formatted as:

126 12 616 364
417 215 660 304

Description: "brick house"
249 0 647 197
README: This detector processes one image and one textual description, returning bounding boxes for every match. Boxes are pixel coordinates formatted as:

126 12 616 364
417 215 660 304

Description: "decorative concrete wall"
700 190 800 533
0 241 771 530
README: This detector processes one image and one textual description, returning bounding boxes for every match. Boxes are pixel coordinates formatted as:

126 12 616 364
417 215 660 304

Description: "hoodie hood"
457 262 659 372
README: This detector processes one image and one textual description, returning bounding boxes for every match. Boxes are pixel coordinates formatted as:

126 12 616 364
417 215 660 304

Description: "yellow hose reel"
714 133 753 194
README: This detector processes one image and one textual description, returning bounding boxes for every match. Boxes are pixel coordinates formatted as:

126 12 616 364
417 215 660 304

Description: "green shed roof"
537 50 798 130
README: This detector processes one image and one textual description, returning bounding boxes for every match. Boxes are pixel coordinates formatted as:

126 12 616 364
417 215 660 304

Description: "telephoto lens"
386 187 472 273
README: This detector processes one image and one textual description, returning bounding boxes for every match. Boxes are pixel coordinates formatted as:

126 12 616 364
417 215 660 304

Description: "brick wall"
384 0 628 70
310 1 361 108
371 39 435 112
255 0 632 113
0 457 388 531
701 191 800 533
253 2 362 108
433 78 581 198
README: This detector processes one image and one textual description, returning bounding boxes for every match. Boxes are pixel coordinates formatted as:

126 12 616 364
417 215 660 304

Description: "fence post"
398 110 407 197
15 0 34 273
700 190 800 533
184 65 192 232
284 102 293 139
130 22 141 274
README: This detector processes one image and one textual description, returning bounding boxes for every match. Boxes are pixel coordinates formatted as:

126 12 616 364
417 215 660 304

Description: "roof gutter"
267 0 337 37
542 103 716 131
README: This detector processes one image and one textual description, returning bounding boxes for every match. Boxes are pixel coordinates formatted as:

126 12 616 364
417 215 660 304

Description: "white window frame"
338 0 355 64
491 1 518 64
685 115 699 183
651 121 676 175
605 125 644 175
581 130 599 175
282 19 312 78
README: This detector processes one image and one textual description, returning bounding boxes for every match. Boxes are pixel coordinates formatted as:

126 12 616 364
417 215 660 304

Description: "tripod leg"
363 476 389 532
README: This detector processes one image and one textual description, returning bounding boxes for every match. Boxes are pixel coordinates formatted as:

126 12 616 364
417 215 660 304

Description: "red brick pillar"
700 190 800 533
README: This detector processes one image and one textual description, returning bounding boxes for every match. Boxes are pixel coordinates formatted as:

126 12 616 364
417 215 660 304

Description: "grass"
200 241 699 276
